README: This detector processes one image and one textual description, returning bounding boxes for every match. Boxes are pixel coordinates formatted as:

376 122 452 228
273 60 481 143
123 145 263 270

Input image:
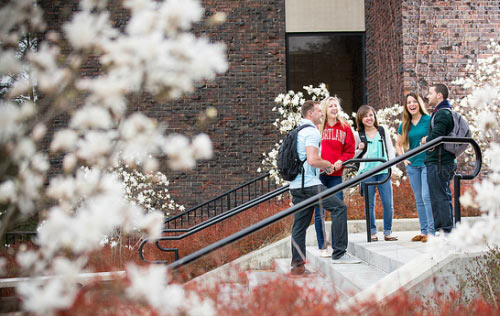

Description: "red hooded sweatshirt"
321 121 356 177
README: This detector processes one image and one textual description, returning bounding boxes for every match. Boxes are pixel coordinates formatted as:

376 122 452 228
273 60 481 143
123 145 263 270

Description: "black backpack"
277 124 314 181
430 108 471 156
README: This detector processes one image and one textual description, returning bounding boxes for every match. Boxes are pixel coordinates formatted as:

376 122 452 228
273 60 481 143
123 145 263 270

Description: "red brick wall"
365 0 404 110
402 0 500 101
158 1 286 207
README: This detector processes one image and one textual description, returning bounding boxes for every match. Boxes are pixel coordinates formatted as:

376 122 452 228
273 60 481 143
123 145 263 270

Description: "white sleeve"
353 131 364 158
384 125 396 160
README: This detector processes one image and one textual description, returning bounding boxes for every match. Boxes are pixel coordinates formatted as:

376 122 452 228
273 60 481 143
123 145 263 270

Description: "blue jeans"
426 163 456 233
290 185 347 266
361 173 394 236
314 175 342 249
406 165 435 235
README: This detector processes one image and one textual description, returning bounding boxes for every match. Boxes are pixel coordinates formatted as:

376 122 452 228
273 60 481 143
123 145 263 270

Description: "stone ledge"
0 270 125 289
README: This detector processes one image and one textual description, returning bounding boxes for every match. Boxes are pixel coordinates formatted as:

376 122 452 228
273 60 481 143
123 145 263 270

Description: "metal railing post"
454 174 463 224
363 182 371 242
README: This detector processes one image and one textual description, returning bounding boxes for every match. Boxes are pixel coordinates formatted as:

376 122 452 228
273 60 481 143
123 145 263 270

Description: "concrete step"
347 231 431 273
272 258 340 296
246 270 280 292
305 247 387 296
295 231 428 295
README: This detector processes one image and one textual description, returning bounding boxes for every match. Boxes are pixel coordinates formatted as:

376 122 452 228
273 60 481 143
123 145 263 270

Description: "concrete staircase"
191 217 486 307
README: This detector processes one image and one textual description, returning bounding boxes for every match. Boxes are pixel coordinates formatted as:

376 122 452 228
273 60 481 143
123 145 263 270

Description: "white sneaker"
319 249 331 258
332 252 362 264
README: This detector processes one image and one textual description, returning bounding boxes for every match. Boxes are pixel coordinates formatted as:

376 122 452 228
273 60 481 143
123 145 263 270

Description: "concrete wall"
286 0 365 32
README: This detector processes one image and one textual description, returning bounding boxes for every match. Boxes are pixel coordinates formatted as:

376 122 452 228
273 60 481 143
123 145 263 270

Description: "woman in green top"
396 92 435 242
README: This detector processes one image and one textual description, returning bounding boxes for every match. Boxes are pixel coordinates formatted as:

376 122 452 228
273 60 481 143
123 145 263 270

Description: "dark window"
286 33 365 115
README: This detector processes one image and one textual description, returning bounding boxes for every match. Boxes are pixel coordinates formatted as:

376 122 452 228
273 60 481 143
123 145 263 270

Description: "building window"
286 33 365 115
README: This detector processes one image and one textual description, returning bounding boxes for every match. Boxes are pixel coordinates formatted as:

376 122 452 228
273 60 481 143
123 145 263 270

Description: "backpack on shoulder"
356 126 388 196
430 108 471 156
277 124 314 181
355 126 388 170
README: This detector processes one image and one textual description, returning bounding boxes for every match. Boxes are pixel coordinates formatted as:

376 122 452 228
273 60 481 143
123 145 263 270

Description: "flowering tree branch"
430 39 500 252
0 0 227 314
260 84 403 186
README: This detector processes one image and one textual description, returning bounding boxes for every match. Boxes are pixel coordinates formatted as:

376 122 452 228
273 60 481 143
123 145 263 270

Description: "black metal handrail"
162 136 481 270
4 231 37 244
139 185 290 263
139 158 387 263
164 173 275 229
161 185 291 234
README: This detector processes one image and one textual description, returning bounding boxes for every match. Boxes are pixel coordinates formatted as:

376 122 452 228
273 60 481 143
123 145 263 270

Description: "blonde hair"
319 96 349 135
401 92 429 149
355 104 378 131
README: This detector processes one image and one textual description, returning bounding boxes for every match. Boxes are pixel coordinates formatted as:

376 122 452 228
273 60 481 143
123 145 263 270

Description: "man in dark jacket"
422 83 456 233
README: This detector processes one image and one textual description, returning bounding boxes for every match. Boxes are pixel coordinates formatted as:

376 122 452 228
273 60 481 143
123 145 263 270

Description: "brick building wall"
158 0 286 208
364 0 404 109
402 0 500 100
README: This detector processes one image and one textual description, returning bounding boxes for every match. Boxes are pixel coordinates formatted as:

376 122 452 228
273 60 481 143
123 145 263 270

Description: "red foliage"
344 177 480 220
141 198 293 280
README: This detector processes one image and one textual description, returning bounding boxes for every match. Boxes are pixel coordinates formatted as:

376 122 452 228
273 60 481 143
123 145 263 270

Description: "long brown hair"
355 105 378 131
401 92 429 149
319 96 349 135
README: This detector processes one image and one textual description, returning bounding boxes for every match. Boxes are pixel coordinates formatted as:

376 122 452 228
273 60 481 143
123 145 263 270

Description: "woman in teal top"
396 92 435 242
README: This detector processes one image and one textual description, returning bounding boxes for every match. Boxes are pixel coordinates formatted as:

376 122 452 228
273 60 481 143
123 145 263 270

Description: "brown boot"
411 234 424 242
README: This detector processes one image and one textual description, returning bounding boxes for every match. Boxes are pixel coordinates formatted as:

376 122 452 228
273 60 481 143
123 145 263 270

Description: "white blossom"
17 278 79 316
16 250 41 271
51 129 78 153
0 180 16 203
0 49 22 74
75 130 116 165
30 153 49 173
158 0 203 35
70 105 114 130
13 138 36 161
63 10 117 50
191 133 213 160
0 101 23 143
0 257 6 276
164 134 195 170
28 43 69 93
47 176 77 202
31 123 47 142
125 264 215 316
63 154 77 173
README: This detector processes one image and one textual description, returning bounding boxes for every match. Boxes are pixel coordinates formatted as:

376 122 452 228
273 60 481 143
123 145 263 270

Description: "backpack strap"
358 129 368 158
295 124 315 192
378 126 389 159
